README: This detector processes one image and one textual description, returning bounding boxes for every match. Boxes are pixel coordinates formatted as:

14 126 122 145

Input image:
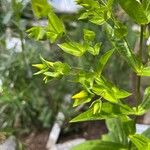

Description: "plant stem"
128 140 132 150
136 25 144 110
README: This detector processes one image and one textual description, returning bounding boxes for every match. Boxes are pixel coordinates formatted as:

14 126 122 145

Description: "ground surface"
22 121 107 150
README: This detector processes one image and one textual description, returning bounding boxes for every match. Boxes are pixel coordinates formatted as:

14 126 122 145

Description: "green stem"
128 140 132 150
136 25 144 110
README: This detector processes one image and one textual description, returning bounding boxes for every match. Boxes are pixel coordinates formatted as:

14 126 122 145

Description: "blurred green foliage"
0 0 76 132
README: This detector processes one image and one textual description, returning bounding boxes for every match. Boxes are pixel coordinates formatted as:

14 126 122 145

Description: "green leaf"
58 42 87 57
142 0 150 22
72 90 93 107
90 99 102 114
83 29 95 41
44 71 60 78
116 40 142 74
32 64 45 70
89 7 111 25
76 0 99 9
33 56 53 75
26 26 46 41
71 140 127 150
138 66 150 76
114 22 128 39
129 134 150 150
53 62 70 75
105 23 143 73
142 127 150 139
27 9 65 43
75 71 95 93
138 87 150 115
96 49 114 75
77 0 111 25
92 77 131 103
102 117 135 145
33 57 70 82
78 12 89 20
87 43 102 56
70 102 134 122
31 0 51 18
46 11 65 43
118 0 148 24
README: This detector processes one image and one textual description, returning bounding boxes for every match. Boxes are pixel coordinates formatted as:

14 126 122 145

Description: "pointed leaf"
96 49 114 75
87 43 101 56
76 0 111 25
33 57 70 82
76 0 99 9
31 0 51 18
72 90 93 107
70 102 134 122
118 0 148 24
129 134 150 150
142 0 150 22
46 11 65 43
72 90 88 99
138 87 150 114
138 66 150 76
105 23 143 73
83 29 95 41
91 99 102 114
93 77 131 103
114 23 128 39
32 64 45 70
58 42 87 57
71 140 127 150
26 26 46 41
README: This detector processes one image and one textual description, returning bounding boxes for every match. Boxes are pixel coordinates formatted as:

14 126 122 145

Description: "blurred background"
0 0 150 149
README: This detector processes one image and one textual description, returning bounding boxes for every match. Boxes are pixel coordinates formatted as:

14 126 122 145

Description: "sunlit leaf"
129 134 150 150
58 42 87 57
72 90 93 107
26 26 46 41
93 77 131 103
83 29 95 41
138 66 150 76
33 57 70 82
76 0 111 25
71 140 127 150
74 71 95 93
118 0 148 24
76 0 99 9
114 22 128 39
90 99 102 114
70 102 134 122
142 0 150 22
96 49 114 75
31 0 51 18
105 23 143 73
46 11 65 43
138 87 150 115
87 43 101 56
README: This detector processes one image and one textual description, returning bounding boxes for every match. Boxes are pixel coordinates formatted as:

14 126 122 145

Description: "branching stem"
136 25 144 110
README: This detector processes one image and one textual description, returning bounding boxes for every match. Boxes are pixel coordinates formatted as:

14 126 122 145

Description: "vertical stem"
128 140 132 150
136 25 144 110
